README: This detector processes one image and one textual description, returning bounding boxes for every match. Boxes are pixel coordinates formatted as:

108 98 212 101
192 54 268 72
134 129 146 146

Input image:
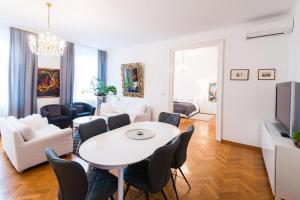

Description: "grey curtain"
60 42 74 106
9 27 38 118
98 50 107 84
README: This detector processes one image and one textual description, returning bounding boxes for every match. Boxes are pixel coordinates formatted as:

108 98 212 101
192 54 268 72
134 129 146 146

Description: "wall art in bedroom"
230 69 249 80
37 68 60 97
209 82 217 102
258 68 275 80
121 63 144 98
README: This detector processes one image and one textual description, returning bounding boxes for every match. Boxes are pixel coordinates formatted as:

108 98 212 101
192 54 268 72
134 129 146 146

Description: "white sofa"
0 114 73 172
100 102 151 122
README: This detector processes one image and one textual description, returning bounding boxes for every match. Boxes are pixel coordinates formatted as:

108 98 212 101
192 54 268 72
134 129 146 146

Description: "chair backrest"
46 148 88 200
147 136 180 193
78 118 107 143
107 114 130 130
158 112 181 127
173 125 194 168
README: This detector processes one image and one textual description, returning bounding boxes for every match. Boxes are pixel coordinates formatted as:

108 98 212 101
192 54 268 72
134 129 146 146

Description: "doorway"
169 40 224 141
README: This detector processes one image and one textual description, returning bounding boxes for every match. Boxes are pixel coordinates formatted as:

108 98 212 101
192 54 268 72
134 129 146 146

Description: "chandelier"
29 2 65 56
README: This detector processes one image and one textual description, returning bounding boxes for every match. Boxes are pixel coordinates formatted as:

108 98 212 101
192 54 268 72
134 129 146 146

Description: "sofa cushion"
48 105 62 117
100 112 119 118
74 105 85 113
34 124 60 138
7 117 35 141
112 102 128 114
127 103 146 115
100 103 114 113
19 114 49 131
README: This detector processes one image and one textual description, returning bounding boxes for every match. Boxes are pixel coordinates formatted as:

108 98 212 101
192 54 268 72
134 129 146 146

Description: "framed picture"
121 63 144 98
37 68 60 97
258 68 276 80
209 82 217 102
230 69 249 80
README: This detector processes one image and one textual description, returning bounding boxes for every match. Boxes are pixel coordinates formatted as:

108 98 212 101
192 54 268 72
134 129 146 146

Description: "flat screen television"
275 81 300 137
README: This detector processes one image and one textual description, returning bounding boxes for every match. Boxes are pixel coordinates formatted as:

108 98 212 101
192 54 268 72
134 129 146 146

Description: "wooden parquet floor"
0 118 274 200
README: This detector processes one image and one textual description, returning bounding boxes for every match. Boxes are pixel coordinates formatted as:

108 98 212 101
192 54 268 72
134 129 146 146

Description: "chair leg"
124 184 130 199
178 167 191 190
161 189 168 200
145 192 149 200
76 140 81 153
170 171 179 200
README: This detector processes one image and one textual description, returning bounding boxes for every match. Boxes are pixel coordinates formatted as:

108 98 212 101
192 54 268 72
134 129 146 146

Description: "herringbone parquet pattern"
0 118 273 200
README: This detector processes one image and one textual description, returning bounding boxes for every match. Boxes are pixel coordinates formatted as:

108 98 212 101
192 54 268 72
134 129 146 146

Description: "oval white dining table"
79 121 180 200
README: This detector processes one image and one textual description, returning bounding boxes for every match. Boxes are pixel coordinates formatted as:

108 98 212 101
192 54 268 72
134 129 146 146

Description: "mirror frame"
121 63 144 98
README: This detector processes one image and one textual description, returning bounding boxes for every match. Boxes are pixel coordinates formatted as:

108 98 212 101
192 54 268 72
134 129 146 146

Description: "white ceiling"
0 0 296 49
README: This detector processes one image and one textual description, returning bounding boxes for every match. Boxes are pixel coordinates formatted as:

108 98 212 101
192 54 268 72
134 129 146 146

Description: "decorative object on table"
70 102 96 119
121 63 144 98
90 77 117 115
125 129 155 140
208 82 217 102
37 68 60 97
292 130 300 148
258 68 276 80
230 69 249 80
28 2 66 56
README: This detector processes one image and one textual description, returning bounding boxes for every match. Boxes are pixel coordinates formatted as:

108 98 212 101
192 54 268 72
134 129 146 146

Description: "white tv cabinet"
261 120 300 200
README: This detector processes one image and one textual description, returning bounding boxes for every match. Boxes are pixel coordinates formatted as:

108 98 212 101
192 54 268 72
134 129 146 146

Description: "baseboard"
221 139 261 151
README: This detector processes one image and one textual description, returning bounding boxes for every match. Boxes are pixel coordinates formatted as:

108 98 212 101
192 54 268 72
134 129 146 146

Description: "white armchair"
0 114 73 172
100 102 151 122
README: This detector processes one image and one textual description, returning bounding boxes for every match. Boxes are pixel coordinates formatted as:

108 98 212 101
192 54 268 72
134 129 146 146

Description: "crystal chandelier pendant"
29 2 65 56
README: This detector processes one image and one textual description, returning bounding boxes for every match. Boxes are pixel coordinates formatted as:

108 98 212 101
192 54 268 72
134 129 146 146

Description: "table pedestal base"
118 167 125 200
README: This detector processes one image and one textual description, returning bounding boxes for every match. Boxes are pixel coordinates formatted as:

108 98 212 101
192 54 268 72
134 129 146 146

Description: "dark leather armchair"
40 104 73 129
70 102 96 119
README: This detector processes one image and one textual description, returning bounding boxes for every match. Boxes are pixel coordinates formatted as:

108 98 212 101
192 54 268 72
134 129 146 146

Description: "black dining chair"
158 112 181 127
78 118 107 143
46 148 117 200
108 114 130 130
123 136 180 200
170 125 195 199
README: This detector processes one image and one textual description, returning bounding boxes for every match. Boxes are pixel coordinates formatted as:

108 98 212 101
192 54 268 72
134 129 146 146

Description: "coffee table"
73 115 108 129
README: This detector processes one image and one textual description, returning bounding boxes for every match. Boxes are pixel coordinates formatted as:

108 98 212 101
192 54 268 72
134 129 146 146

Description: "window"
0 27 10 117
73 44 98 106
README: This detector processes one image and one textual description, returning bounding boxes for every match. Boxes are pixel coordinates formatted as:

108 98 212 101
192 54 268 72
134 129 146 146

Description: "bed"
173 100 200 118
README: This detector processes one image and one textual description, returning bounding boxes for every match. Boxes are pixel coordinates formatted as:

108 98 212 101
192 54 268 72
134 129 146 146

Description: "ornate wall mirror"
121 63 144 98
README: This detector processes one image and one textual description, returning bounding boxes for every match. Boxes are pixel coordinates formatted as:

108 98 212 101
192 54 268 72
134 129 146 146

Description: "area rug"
190 113 215 122
73 132 81 157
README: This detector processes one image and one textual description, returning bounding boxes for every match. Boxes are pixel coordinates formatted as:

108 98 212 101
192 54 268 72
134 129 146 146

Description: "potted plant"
91 77 117 115
91 77 117 96
292 130 300 148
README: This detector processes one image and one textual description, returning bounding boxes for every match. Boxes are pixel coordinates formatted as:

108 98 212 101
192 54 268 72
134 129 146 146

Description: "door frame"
168 39 225 141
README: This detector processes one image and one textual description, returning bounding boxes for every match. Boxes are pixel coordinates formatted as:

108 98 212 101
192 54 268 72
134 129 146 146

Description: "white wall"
37 55 60 112
107 21 290 147
289 2 300 81
174 46 218 114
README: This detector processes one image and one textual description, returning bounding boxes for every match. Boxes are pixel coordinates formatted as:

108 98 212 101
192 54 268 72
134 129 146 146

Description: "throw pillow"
19 114 49 132
48 105 61 117
14 120 35 141
74 105 85 113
